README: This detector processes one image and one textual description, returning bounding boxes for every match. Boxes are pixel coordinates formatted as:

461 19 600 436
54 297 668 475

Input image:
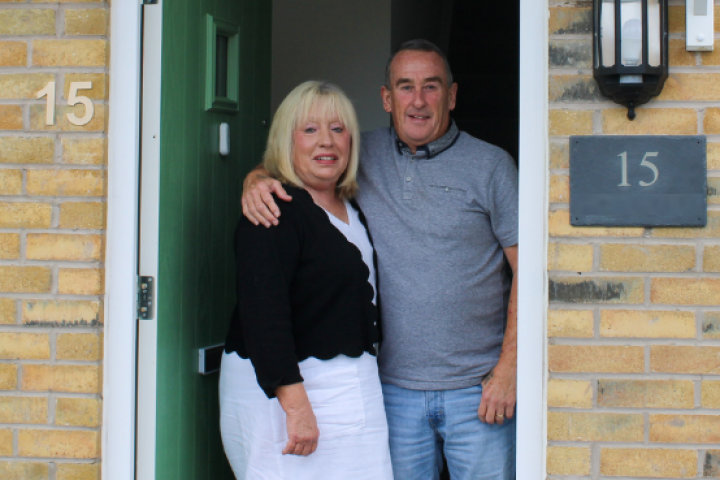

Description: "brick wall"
0 1 107 479
548 1 720 478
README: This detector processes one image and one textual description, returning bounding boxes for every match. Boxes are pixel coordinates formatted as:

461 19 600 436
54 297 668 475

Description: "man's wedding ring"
495 413 504 419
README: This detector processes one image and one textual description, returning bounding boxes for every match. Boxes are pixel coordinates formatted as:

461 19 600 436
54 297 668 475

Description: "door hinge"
142 0 158 4
137 276 155 320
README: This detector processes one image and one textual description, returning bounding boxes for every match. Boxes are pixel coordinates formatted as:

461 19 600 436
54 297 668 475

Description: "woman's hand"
242 166 292 227
276 384 319 456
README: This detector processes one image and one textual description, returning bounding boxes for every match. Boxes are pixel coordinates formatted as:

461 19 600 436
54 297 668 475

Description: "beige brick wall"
548 2 720 478
0 0 107 477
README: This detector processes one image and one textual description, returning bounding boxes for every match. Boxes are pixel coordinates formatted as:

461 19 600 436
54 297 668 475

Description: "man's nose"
411 89 426 108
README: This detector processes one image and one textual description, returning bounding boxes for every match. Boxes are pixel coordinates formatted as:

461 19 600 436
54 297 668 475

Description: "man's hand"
477 364 517 425
241 167 292 227
276 384 319 456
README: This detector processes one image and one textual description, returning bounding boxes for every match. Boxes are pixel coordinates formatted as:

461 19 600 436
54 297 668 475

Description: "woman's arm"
276 383 319 456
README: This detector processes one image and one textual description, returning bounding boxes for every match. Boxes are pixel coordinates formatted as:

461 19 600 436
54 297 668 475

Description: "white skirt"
219 351 394 480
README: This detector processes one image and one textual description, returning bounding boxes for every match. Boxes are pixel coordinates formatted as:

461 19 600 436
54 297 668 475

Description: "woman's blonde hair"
263 81 360 199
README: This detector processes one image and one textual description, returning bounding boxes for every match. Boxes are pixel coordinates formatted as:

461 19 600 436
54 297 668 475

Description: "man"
242 39 518 480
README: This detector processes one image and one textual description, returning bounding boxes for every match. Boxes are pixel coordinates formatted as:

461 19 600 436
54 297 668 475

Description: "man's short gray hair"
384 39 454 88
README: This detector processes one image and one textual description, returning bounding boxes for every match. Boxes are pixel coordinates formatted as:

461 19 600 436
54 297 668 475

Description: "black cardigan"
224 185 380 398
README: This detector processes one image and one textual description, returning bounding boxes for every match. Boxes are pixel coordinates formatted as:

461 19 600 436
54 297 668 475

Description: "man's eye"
425 84 438 90
400 85 412 91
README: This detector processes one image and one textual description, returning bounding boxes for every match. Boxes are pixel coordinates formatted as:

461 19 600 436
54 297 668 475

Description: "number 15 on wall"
36 81 94 126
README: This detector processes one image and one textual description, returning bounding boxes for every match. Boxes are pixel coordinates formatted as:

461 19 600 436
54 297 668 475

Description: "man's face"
381 50 457 153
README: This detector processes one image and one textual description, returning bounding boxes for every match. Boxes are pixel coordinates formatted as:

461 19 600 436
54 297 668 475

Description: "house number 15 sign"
570 136 707 227
36 81 94 126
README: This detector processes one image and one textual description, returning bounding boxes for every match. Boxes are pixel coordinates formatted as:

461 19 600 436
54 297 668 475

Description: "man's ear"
448 83 458 112
381 86 392 113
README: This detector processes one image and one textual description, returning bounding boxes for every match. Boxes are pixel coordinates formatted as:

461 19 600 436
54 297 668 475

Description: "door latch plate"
138 276 155 320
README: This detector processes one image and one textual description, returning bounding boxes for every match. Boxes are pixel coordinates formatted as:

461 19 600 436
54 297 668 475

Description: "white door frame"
103 0 548 478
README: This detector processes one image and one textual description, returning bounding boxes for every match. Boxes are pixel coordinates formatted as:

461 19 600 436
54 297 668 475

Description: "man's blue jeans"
382 382 516 480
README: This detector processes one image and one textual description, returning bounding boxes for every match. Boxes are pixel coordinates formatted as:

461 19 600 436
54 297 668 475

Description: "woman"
219 81 393 480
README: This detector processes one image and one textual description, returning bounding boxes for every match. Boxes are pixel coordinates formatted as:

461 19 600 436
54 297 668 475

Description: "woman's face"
292 110 351 192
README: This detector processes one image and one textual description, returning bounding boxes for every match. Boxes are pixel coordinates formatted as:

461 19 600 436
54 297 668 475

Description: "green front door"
154 0 271 478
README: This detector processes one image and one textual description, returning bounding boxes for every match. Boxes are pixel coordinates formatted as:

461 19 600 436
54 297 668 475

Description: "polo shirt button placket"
402 153 415 200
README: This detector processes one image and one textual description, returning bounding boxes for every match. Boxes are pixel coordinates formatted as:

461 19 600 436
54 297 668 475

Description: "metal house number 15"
617 151 659 187
36 81 94 126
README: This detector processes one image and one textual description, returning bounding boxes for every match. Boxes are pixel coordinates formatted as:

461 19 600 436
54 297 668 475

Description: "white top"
323 200 377 305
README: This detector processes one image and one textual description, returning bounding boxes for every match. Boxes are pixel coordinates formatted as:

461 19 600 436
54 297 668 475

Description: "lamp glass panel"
600 0 616 67
647 0 661 66
620 0 643 66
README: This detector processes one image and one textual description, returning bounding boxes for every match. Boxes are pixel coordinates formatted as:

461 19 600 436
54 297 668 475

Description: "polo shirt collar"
394 120 460 158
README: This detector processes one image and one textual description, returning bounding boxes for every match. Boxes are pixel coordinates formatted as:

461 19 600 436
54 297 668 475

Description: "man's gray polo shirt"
356 122 518 390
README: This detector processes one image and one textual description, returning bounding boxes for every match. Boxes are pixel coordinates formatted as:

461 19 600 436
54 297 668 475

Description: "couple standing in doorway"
220 39 518 480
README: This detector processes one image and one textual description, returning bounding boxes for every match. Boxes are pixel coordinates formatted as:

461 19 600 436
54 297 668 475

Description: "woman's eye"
303 127 316 133
332 127 344 133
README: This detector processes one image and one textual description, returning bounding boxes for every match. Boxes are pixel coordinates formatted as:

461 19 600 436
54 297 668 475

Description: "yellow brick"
549 210 644 237
0 169 21 195
708 178 720 205
600 448 696 478
65 9 107 35
64 73 107 100
29 104 105 132
547 243 592 272
0 105 23 130
547 379 592 408
702 40 720 66
548 412 644 441
549 175 569 203
0 137 54 164
0 9 55 35
702 381 720 408
0 462 49 480
705 245 720 272
0 333 49 360
19 429 99 458
59 202 105 229
57 463 100 480
658 74 720 101
57 333 102 361
0 364 17 389
23 299 102 326
0 41 27 66
0 431 12 456
706 108 720 135
549 276 644 304
548 309 594 337
669 39 696 67
33 0 104 3
0 298 15 324
651 414 720 443
601 310 695 338
0 73 54 100
0 202 52 228
32 40 106 67
27 233 103 261
668 5 685 33
651 345 720 374
548 7 592 35
22 364 101 393
56 397 100 427
62 138 105 165
652 278 720 306
0 396 47 424
26 169 104 196
653 211 720 238
0 233 20 260
58 268 104 295
709 143 720 169
704 312 720 339
549 75 600 103
599 379 694 408
550 142 569 169
549 110 593 136
547 446 591 476
549 345 644 373
603 108 697 135
0 266 51 293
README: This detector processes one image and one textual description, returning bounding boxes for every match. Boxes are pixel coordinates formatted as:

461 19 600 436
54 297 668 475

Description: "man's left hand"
477 364 516 425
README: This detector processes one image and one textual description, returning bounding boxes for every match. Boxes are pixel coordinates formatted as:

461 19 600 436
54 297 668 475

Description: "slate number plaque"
570 136 707 227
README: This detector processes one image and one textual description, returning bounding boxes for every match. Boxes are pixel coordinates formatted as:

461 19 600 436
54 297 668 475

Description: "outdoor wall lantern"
593 0 668 120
